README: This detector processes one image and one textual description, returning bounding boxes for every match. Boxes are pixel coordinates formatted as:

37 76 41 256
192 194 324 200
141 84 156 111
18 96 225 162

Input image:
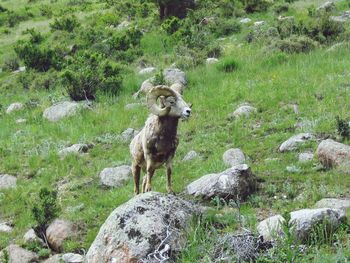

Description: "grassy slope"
0 0 350 261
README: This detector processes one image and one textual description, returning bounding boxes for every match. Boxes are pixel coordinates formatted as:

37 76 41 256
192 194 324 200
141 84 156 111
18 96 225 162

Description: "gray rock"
1 244 38 263
139 67 156 75
290 208 346 242
125 103 142 110
163 68 187 86
223 148 246 167
240 18 252 24
58 144 90 157
46 219 77 252
6 102 24 114
99 165 131 187
0 222 13 233
66 203 85 213
182 150 199 161
186 164 257 200
230 105 257 118
120 128 139 142
43 101 80 122
254 21 265 26
0 174 17 189
85 192 199 263
206 58 219 65
42 255 61 263
279 133 314 152
317 139 350 170
23 229 44 244
16 118 27 124
314 198 350 212
299 152 314 163
317 1 336 12
62 253 84 263
331 10 350 22
257 215 285 241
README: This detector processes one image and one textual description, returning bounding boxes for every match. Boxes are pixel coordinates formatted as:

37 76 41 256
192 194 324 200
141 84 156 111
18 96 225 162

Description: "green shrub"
162 16 182 35
274 3 289 14
24 28 44 44
50 15 79 32
2 57 19 72
241 0 271 13
205 43 223 58
153 69 166 85
39 5 53 18
217 57 239 72
61 52 123 100
212 19 241 37
336 116 350 139
32 188 60 237
270 35 318 53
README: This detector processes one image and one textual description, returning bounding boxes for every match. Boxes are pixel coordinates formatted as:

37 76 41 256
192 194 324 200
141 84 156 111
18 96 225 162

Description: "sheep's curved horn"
147 85 177 116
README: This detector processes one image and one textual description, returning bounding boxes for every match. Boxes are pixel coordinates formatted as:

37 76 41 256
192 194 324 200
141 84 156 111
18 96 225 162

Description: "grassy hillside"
1 0 350 261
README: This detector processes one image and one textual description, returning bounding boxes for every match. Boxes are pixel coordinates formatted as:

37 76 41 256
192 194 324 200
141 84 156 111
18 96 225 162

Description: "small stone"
0 174 17 189
257 215 285 241
16 118 27 124
6 103 24 114
279 133 314 152
286 165 301 173
254 21 265 26
125 103 142 110
182 150 199 161
299 152 314 163
120 128 139 142
230 105 257 118
62 253 84 263
240 18 252 24
4 244 38 263
43 101 81 122
223 148 246 167
46 219 77 252
138 67 156 75
0 222 13 233
23 229 43 244
99 165 132 187
58 144 91 157
206 58 219 64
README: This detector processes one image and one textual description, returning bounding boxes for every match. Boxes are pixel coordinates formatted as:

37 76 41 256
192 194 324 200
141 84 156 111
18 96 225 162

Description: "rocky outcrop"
279 133 314 152
43 101 81 122
99 165 132 187
316 139 350 169
86 192 199 263
186 164 257 200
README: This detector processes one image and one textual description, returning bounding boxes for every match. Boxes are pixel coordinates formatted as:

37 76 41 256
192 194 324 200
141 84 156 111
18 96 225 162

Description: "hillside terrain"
0 0 350 262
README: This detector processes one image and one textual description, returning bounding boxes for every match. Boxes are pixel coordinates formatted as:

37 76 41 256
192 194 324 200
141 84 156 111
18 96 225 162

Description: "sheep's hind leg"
132 163 141 195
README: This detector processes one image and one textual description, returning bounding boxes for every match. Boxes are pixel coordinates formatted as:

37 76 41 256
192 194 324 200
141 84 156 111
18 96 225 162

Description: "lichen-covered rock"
316 139 350 169
279 133 314 152
58 144 91 157
1 244 38 263
62 253 84 263
85 192 199 263
290 208 346 242
0 174 17 190
46 219 77 252
223 148 246 167
99 165 132 187
186 164 257 200
230 105 257 119
43 101 80 122
182 150 199 162
257 215 285 241
6 102 24 114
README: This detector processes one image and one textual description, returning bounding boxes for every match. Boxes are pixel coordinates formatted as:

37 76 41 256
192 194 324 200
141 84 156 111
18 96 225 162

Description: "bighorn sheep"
130 85 192 194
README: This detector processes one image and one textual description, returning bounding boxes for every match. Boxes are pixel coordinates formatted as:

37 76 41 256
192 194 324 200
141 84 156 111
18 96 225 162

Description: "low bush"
336 116 350 140
162 16 182 35
270 35 318 53
217 57 239 72
274 3 289 14
2 57 19 72
50 15 80 32
61 52 123 100
212 19 241 37
241 0 271 13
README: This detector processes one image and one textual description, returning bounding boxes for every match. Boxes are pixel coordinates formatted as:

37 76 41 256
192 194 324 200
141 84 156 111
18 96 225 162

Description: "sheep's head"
147 85 192 119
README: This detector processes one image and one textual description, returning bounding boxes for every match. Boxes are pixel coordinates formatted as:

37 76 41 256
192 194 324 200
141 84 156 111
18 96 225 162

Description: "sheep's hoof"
145 184 152 192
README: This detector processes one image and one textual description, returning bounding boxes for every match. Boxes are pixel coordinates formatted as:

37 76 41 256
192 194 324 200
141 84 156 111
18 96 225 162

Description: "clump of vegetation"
162 16 182 35
336 116 350 139
61 51 123 100
32 188 60 240
2 57 19 72
153 69 166 85
217 57 239 72
50 15 80 32
270 35 318 53
243 0 271 13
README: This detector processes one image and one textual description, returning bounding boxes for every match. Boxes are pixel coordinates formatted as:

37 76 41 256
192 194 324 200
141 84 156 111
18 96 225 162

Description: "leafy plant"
50 15 80 32
217 57 239 72
153 69 166 85
336 116 350 139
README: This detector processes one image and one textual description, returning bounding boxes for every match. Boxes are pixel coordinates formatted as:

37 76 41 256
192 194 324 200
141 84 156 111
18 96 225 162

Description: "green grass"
1 0 350 261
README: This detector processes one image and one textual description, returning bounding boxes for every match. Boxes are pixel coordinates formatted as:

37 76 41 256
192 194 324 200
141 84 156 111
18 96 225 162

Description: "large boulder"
223 148 246 167
163 68 187 86
290 208 346 242
0 244 38 263
186 164 257 200
46 219 77 252
257 215 285 241
99 165 132 187
314 198 350 213
0 174 17 190
316 139 350 169
6 102 24 114
43 101 80 122
279 133 314 152
86 192 199 263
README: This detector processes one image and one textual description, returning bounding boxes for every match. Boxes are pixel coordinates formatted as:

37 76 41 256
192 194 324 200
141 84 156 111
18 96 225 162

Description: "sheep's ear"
159 96 166 108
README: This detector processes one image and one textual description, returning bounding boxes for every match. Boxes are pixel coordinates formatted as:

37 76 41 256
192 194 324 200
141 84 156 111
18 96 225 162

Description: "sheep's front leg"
132 162 141 195
144 163 155 193
166 161 174 194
